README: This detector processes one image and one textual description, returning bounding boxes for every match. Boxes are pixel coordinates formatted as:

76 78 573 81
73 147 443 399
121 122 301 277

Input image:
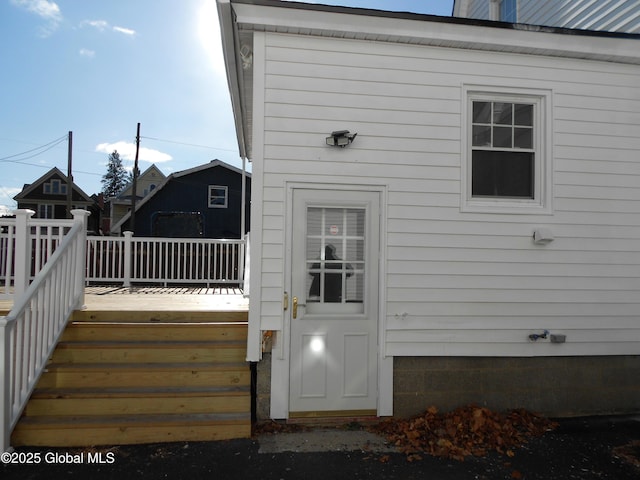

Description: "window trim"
461 85 553 215
208 185 228 208
43 179 67 195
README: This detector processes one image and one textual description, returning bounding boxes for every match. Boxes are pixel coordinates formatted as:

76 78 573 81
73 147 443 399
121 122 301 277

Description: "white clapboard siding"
459 0 640 33
253 25 640 356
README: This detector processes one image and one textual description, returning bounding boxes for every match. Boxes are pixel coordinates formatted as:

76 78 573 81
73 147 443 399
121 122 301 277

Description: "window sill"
462 199 552 215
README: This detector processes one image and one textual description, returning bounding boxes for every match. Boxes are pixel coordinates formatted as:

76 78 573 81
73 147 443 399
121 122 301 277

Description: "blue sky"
0 0 453 214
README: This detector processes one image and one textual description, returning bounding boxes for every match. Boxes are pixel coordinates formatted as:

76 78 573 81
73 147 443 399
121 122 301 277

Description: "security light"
326 130 357 147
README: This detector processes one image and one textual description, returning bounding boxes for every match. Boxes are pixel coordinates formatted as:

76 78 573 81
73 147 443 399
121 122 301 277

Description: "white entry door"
289 189 380 416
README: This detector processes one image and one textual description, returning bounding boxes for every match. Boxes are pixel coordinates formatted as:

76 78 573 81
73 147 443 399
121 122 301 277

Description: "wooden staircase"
11 310 251 447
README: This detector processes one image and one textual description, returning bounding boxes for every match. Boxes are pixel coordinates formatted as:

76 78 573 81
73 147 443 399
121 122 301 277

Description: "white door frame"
269 182 392 419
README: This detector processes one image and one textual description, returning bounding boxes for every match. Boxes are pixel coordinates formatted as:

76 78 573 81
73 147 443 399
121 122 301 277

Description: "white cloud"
12 0 61 20
0 205 14 217
81 19 109 31
79 48 95 58
0 187 21 215
80 20 135 37
113 26 136 36
12 0 62 36
95 142 172 164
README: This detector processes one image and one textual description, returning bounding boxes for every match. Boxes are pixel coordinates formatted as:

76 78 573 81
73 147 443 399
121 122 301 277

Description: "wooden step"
72 310 248 323
25 387 250 416
51 341 247 364
12 413 251 447
61 322 248 342
12 318 252 447
38 362 251 389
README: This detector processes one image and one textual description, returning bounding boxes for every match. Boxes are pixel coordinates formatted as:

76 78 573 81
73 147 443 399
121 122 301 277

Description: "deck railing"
0 211 76 299
0 210 247 451
86 233 245 286
1 212 245 291
1 210 89 452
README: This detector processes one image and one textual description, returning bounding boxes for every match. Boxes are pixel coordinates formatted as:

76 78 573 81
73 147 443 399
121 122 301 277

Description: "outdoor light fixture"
326 130 357 147
532 227 554 245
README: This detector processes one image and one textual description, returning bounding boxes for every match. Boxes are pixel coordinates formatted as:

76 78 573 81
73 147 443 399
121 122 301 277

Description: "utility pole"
130 123 140 232
66 131 73 218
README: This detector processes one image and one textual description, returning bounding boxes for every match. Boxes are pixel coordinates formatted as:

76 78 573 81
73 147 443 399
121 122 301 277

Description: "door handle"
292 296 306 319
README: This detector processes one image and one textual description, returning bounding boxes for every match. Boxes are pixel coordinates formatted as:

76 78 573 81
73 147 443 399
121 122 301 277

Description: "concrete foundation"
256 352 272 421
255 354 640 420
394 356 640 418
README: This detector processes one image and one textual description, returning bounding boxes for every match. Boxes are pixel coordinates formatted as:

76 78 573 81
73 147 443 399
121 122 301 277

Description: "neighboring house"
111 159 251 239
453 0 640 33
13 167 100 232
107 164 166 233
217 0 640 421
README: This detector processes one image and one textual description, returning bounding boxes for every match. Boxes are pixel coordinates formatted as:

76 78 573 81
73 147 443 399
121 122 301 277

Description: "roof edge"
231 0 640 40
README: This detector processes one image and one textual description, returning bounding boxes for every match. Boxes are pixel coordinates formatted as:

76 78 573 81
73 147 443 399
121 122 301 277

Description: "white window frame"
208 185 228 208
461 85 553 214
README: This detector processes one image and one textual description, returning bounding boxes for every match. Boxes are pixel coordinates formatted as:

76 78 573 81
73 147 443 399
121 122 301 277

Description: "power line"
0 158 102 176
0 134 69 163
141 135 238 153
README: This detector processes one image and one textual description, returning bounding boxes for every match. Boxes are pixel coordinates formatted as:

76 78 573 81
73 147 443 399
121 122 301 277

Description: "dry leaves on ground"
253 420 310 436
612 440 640 469
370 404 558 462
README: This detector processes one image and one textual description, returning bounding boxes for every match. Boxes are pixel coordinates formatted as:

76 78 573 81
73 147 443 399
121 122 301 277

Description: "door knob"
292 296 306 319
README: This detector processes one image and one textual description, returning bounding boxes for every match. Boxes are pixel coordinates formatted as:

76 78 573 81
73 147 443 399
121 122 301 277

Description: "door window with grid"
305 207 365 313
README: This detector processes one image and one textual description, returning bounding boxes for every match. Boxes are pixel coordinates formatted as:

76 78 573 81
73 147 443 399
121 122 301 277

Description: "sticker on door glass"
329 225 339 235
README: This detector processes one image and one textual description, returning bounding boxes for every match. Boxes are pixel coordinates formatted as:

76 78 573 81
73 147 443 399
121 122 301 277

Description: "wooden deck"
1 285 249 316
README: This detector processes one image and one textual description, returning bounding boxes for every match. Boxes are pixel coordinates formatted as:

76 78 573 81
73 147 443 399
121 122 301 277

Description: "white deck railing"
0 211 76 299
0 210 247 451
1 210 89 452
86 233 245 286
1 214 245 291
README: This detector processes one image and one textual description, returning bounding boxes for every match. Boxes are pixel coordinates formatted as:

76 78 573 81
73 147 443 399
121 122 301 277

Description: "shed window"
208 185 228 208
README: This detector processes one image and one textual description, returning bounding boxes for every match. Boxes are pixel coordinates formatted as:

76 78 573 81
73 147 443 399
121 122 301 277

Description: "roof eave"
217 0 250 160
229 0 640 65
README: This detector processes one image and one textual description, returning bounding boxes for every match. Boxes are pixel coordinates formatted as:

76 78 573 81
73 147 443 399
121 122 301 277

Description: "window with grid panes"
471 100 535 199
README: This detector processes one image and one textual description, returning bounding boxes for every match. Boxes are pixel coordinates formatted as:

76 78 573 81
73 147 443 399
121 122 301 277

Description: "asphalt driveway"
2 415 638 480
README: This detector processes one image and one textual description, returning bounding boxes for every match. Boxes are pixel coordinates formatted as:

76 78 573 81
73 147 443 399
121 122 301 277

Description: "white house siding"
457 0 640 33
255 31 640 358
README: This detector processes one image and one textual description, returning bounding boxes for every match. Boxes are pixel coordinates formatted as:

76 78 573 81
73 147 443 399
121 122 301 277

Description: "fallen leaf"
370 404 557 462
